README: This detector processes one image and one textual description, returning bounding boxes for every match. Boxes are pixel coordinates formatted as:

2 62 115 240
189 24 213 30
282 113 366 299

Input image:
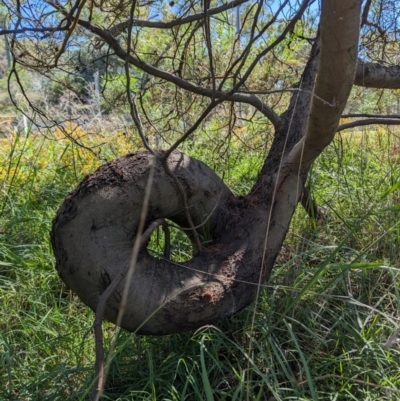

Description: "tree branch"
43 0 280 126
106 0 250 33
337 118 400 132
73 18 281 127
0 26 68 35
361 0 372 26
342 113 400 118
92 217 164 400
288 0 362 168
231 0 311 95
92 166 157 401
354 59 400 89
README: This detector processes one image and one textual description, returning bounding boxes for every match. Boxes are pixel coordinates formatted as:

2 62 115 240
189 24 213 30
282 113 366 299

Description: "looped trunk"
51 150 293 335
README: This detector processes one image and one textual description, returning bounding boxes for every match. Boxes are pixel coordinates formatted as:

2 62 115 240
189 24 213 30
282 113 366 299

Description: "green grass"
0 126 399 400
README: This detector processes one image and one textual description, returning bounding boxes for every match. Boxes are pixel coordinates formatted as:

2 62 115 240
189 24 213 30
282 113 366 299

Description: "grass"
0 124 399 400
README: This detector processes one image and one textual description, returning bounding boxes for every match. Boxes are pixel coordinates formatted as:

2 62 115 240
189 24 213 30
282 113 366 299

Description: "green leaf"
380 182 400 198
328 262 383 270
200 336 215 401
385 203 400 212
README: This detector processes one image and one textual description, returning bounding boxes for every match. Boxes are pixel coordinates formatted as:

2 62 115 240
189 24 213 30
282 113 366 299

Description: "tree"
3 0 400 329
2 0 400 388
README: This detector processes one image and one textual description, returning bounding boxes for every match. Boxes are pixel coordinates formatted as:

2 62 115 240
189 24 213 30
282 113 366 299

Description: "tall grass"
0 125 399 400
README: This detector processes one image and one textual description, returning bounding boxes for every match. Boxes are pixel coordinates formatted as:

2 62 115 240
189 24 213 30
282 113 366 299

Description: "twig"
123 0 154 154
162 221 171 259
105 0 250 32
53 0 88 66
336 118 400 133
91 165 157 401
203 0 216 97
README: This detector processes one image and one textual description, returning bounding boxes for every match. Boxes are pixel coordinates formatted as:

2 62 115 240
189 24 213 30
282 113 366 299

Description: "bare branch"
361 0 373 26
123 0 154 153
337 118 400 132
218 0 288 92
342 113 400 118
0 26 67 35
355 60 400 89
107 0 250 33
72 18 281 126
54 0 89 66
203 0 216 96
92 217 164 400
92 165 157 401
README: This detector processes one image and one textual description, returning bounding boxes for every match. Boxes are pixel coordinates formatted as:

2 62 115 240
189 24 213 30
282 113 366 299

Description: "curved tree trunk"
51 0 361 335
51 150 299 334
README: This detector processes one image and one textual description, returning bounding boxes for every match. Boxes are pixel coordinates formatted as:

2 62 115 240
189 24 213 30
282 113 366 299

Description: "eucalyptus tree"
2 0 400 336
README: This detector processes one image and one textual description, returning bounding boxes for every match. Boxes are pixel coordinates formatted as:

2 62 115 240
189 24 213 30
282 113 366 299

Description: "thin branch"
107 0 250 33
160 158 203 253
54 0 88 66
165 99 220 156
361 0 373 26
337 118 400 132
176 20 203 77
91 219 164 399
231 0 311 94
238 87 335 106
123 0 154 153
203 0 216 97
342 113 400 118
91 167 158 401
219 0 289 91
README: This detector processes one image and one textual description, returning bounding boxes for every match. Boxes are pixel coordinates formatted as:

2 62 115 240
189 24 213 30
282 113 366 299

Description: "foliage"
0 125 399 400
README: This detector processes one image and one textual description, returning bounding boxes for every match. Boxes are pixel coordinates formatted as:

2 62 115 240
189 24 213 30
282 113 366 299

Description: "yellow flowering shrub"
0 125 141 200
